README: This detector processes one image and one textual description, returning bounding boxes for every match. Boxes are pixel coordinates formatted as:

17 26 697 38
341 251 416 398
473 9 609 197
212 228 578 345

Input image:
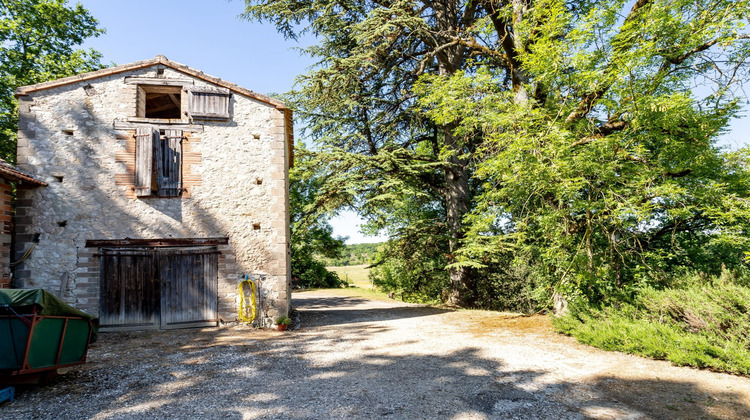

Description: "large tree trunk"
433 1 475 306
443 126 474 307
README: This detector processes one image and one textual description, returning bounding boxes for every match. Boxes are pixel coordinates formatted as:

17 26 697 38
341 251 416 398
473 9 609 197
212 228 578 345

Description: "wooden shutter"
156 129 182 197
134 127 156 197
189 89 230 119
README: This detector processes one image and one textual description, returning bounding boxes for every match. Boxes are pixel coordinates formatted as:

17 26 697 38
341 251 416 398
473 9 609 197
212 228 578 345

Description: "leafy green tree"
246 0 750 308
243 0 495 306
417 0 750 305
370 227 449 303
290 146 347 288
1 0 104 162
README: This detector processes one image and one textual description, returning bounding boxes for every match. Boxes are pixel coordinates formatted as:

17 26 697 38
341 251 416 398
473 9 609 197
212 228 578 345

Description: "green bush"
553 273 750 375
292 253 345 289
370 254 447 304
370 240 542 311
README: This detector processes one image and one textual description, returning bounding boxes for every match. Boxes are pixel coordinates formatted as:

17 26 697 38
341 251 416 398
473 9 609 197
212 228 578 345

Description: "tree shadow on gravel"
293 293 453 328
299 306 452 327
292 294 375 310
1 325 748 420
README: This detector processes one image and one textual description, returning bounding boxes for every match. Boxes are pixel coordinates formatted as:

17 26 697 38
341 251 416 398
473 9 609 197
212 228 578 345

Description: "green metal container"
0 289 98 382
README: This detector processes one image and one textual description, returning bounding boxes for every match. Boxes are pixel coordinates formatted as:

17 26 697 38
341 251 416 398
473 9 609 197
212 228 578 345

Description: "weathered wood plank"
157 129 182 197
114 119 204 132
188 86 230 95
134 127 154 196
124 77 194 86
189 91 230 119
159 247 219 328
137 86 146 118
86 237 228 248
99 254 120 326
99 245 219 330
99 250 159 329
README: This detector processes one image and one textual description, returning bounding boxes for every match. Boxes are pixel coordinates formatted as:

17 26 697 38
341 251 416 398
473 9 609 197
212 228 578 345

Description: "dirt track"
2 289 749 419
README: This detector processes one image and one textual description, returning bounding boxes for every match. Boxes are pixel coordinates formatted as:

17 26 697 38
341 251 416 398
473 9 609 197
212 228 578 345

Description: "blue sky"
77 0 386 243
77 0 748 244
77 0 311 98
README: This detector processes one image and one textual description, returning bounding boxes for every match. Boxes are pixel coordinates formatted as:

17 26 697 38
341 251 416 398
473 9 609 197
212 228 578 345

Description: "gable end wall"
14 66 291 326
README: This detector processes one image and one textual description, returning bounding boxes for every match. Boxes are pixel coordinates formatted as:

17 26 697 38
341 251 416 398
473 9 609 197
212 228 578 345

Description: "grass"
553 281 750 376
327 264 373 289
323 265 400 301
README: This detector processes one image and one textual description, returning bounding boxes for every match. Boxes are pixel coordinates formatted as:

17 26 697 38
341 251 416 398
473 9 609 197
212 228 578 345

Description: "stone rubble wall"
14 65 290 326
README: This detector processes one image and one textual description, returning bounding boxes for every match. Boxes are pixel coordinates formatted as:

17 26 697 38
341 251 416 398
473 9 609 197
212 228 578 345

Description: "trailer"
0 289 98 384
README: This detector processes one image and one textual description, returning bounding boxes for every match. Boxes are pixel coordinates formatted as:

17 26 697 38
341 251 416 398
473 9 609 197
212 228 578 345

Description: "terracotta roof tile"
0 159 46 186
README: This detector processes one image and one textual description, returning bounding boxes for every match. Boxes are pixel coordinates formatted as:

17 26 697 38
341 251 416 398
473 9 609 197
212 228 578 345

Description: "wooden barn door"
99 248 160 330
99 246 218 331
158 247 218 329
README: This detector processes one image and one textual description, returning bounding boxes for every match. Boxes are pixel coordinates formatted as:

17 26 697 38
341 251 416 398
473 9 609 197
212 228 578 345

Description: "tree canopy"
0 0 104 162
244 0 750 309
290 146 347 288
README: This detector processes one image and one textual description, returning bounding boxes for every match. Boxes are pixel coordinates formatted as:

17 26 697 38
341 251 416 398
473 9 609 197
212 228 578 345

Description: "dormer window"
128 77 231 122
138 85 183 119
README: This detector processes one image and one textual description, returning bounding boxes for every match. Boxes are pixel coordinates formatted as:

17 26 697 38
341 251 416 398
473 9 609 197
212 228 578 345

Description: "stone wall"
0 179 12 288
14 65 291 326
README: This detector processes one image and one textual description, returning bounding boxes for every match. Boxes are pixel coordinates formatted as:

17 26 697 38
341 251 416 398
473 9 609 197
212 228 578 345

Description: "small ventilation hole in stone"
83 84 96 96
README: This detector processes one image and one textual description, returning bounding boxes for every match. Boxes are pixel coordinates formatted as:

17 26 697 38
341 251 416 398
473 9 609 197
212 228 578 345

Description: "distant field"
327 264 372 289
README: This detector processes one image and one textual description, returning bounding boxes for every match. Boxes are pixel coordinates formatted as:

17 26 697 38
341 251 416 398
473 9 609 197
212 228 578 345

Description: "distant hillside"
320 242 381 266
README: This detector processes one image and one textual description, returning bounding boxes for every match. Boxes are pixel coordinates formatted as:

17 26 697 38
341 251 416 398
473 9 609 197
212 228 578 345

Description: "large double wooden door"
99 246 218 330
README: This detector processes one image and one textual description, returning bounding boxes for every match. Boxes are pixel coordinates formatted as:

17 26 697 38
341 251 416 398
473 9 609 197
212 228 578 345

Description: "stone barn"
13 55 292 329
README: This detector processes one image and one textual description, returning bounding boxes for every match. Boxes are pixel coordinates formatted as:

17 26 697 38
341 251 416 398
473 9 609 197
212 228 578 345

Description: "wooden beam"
168 93 181 108
85 237 229 248
142 86 183 94
125 77 193 86
190 86 230 95
115 119 204 132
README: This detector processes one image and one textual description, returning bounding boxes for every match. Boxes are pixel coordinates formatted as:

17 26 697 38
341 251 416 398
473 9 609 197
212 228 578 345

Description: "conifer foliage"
245 1 750 308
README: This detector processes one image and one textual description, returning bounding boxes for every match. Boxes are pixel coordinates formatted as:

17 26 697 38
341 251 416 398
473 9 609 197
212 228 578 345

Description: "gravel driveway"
2 289 750 419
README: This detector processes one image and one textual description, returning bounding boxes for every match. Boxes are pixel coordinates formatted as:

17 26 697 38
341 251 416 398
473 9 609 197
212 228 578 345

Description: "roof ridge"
14 55 287 110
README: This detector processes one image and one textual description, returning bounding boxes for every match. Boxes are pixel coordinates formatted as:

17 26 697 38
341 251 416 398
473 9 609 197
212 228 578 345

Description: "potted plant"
274 316 292 331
